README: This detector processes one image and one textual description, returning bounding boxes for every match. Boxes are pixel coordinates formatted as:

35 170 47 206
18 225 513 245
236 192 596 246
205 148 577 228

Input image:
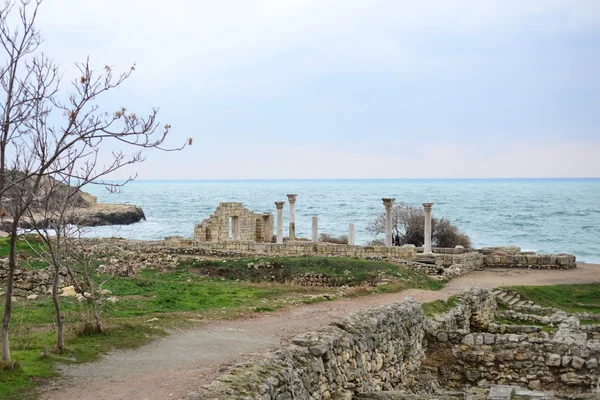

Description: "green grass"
180 256 443 290
422 296 458 316
0 319 166 400
0 235 49 270
493 316 554 333
503 283 600 314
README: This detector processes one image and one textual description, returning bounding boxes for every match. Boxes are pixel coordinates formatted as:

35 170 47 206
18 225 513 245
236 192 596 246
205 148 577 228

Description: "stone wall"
167 237 576 274
164 239 417 261
412 253 484 279
185 288 496 400
430 318 600 393
481 252 576 269
194 202 273 243
426 246 577 270
0 258 70 297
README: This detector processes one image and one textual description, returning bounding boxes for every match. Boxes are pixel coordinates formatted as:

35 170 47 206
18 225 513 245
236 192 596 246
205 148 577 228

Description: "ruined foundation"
185 288 600 400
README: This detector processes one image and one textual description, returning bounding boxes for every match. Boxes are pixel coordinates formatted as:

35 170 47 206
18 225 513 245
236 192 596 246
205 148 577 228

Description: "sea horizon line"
121 177 600 183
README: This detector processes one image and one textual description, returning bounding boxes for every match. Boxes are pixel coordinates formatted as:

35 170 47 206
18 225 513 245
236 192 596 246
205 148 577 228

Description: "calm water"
84 179 600 263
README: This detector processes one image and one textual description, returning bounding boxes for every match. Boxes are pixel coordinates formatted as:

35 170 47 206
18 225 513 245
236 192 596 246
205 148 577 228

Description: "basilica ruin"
194 202 274 243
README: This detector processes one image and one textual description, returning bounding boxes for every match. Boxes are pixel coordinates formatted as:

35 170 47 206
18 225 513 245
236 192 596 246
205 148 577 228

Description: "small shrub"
344 284 372 297
365 239 385 246
72 321 104 337
318 233 348 244
433 218 471 248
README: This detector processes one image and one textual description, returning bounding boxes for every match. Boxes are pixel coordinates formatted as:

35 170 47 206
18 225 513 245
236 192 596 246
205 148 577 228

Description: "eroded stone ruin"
194 202 274 243
186 288 600 400
187 198 577 282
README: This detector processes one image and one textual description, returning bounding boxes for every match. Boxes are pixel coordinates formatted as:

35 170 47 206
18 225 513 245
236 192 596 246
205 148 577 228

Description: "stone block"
585 357 598 370
545 353 561 366
571 356 585 369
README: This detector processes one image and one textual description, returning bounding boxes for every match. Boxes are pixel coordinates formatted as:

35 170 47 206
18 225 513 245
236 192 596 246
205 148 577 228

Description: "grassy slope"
504 283 600 313
421 296 458 316
180 257 443 291
422 284 600 320
0 236 48 270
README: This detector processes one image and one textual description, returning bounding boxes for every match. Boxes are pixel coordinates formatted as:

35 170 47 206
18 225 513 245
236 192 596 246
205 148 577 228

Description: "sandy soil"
38 263 600 400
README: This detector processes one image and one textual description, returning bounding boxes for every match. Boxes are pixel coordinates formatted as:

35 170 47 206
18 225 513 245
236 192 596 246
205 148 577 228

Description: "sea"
83 179 600 264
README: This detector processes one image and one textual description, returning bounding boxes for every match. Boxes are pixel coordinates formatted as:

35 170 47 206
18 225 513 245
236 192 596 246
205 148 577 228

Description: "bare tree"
0 0 58 364
367 202 426 246
1 0 187 363
366 203 471 248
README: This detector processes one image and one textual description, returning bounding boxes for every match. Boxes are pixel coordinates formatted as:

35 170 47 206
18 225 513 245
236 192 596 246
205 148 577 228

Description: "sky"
30 0 600 179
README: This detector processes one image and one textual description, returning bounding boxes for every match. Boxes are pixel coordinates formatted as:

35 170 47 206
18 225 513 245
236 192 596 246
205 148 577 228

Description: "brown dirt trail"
39 263 600 400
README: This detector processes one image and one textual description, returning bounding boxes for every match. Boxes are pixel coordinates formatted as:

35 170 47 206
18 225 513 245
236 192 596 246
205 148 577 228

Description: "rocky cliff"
0 173 145 228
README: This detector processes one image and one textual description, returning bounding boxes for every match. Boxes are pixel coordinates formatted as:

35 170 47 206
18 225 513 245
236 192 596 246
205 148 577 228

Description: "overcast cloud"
32 0 600 179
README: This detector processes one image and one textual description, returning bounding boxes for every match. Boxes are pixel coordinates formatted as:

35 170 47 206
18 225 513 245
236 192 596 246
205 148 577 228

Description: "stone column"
287 194 297 241
382 198 395 247
348 223 355 245
312 216 318 242
422 202 434 254
275 202 285 244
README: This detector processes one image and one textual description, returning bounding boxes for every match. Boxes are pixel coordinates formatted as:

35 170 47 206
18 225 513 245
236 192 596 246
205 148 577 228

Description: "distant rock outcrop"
70 202 146 226
0 173 145 228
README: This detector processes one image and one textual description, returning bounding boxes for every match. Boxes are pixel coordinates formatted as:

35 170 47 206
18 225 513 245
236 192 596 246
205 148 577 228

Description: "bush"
365 239 385 246
433 218 471 248
367 203 471 248
318 233 348 244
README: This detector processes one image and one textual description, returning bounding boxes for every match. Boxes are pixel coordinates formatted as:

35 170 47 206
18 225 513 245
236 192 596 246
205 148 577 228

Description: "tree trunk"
80 258 104 333
52 266 64 352
91 296 104 333
1 223 18 363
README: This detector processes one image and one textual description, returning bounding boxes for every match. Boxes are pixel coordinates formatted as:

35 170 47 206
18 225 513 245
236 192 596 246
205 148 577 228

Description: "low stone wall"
427 246 577 270
163 239 417 261
0 258 70 297
430 318 600 392
162 239 575 272
482 252 576 269
427 253 484 279
186 288 496 400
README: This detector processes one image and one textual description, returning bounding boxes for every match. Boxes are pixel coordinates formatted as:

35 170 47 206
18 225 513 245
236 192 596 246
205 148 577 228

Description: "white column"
348 223 355 245
423 202 434 254
275 201 285 244
312 216 318 242
287 194 297 241
382 198 395 247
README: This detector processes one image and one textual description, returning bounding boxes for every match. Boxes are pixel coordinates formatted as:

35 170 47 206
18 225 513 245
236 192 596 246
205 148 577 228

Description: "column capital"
275 201 285 210
286 194 297 204
382 198 396 208
422 202 434 211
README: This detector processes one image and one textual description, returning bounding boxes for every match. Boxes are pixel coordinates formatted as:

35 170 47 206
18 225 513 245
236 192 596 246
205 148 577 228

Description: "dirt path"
39 263 600 400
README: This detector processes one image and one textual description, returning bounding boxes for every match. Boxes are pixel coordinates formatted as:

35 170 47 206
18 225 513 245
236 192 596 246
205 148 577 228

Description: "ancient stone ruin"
186 288 600 399
194 202 274 243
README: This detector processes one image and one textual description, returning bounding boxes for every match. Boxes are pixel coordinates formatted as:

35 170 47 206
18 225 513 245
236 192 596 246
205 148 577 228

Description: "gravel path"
39 263 600 400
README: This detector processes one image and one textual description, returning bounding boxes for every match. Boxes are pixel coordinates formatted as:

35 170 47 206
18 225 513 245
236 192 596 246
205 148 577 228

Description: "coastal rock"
1 174 145 228
71 203 146 226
